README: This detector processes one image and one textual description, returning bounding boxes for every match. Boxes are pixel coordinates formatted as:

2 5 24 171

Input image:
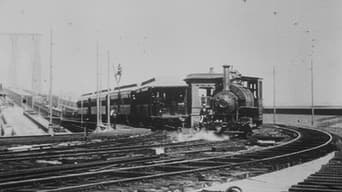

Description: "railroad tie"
289 151 342 192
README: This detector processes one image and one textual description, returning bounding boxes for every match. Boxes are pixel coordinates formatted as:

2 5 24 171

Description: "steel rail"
0 125 333 192
0 138 232 163
39 126 333 192
0 125 306 191
0 133 271 181
0 132 163 156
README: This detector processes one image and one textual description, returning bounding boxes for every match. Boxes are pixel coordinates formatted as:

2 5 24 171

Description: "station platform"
23 110 71 135
1 105 47 136
196 152 335 192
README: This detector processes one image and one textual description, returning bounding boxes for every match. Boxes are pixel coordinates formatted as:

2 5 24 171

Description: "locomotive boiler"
184 65 263 136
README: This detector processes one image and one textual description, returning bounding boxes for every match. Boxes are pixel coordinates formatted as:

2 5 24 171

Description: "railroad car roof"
79 88 135 101
80 83 138 98
78 76 186 101
140 76 187 88
184 73 262 81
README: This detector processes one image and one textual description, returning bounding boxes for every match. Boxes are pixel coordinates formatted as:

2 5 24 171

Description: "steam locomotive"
70 65 262 135
186 65 263 135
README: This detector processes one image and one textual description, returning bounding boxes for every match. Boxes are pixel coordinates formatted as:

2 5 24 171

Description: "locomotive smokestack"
223 65 231 91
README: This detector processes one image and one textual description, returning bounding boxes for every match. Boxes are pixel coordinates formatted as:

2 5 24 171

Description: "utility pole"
81 99 86 137
114 64 122 113
273 65 276 124
96 40 101 131
272 10 278 125
107 50 111 130
311 57 314 126
31 94 34 110
48 29 54 136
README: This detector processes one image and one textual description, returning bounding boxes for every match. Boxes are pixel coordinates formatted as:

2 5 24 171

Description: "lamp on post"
112 64 122 129
292 21 317 127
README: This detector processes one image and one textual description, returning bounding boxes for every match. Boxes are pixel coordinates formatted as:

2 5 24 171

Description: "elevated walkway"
0 97 70 136
0 104 47 136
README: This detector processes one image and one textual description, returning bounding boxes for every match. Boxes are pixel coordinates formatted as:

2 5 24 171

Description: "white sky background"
0 0 341 106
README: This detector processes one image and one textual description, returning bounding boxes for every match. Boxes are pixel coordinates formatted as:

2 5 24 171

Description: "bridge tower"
1 33 42 93
31 34 42 93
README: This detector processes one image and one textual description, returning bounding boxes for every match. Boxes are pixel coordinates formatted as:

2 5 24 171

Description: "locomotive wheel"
226 186 242 192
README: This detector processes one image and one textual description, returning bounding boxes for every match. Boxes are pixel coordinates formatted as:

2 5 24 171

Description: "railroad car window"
79 108 88 115
101 106 106 114
198 88 211 107
91 106 97 115
122 98 130 104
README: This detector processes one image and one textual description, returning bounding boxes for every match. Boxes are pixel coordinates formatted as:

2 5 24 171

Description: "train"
68 65 263 135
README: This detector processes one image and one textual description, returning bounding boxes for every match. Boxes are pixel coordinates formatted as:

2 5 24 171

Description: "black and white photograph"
0 0 341 191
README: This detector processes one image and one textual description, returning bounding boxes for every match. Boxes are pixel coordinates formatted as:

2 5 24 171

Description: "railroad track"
0 127 252 181
0 125 334 192
0 139 238 180
0 131 164 154
0 138 229 162
0 136 241 176
289 151 342 192
0 132 167 163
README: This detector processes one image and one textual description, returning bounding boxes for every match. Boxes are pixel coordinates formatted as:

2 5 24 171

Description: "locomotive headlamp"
218 98 229 108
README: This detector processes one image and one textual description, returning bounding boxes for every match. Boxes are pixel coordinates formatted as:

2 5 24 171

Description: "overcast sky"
0 0 341 106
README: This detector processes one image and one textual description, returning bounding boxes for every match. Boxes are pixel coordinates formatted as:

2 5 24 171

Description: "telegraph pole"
311 57 314 126
48 29 54 136
31 94 34 110
107 50 111 130
273 65 276 124
96 41 101 131
81 99 86 137
272 10 278 125
115 64 122 114
113 64 122 129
